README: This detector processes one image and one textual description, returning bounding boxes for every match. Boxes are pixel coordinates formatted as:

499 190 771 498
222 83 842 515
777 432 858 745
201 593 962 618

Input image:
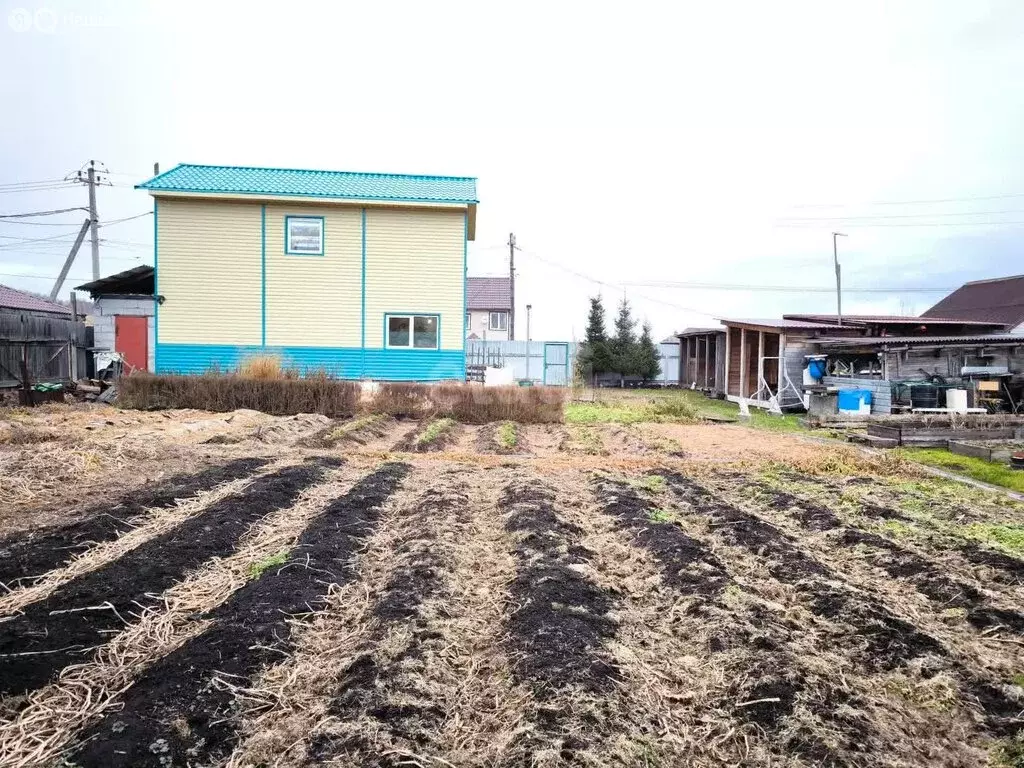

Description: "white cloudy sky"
1 0 1023 340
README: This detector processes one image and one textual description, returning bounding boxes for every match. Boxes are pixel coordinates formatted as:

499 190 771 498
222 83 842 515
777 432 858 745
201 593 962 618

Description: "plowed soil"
1 404 1023 767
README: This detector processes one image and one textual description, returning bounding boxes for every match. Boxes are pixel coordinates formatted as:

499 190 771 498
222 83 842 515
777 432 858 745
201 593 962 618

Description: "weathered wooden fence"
0 311 91 388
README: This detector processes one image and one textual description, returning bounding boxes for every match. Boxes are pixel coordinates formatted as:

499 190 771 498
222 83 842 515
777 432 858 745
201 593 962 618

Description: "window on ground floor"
386 314 439 349
489 311 508 331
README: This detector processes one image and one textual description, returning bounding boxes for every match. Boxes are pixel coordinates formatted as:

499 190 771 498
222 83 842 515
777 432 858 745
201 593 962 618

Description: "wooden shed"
677 328 726 394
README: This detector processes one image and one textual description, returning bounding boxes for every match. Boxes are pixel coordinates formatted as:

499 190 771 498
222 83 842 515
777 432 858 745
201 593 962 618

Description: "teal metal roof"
136 163 478 204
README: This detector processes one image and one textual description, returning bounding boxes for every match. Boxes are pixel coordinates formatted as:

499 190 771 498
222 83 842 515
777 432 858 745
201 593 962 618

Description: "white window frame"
285 215 325 256
466 311 472 330
385 313 440 350
489 311 508 331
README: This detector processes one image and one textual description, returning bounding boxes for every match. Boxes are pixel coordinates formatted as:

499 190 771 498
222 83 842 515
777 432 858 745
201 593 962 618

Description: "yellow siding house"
136 164 478 380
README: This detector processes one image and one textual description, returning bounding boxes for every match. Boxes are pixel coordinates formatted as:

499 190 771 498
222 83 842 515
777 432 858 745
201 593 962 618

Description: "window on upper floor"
466 312 472 330
489 311 508 331
285 216 324 255
387 314 439 350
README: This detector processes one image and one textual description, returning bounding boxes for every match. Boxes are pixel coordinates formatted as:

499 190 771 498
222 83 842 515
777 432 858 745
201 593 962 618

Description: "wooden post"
741 325 749 397
777 333 786 404
724 329 731 396
20 344 32 406
703 335 710 388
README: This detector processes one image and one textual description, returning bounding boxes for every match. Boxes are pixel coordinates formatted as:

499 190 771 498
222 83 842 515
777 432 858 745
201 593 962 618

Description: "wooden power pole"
508 232 516 340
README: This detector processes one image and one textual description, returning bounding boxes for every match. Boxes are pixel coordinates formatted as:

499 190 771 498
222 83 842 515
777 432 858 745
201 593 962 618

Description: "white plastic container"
946 388 968 414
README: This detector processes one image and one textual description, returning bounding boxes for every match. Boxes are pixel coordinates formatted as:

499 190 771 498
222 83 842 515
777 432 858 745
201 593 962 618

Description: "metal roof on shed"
718 317 839 330
0 284 71 315
814 334 1024 347
137 164 479 204
783 313 1003 327
923 274 1024 328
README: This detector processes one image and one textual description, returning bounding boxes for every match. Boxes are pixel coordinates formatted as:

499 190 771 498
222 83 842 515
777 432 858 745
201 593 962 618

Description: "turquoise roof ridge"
137 163 478 203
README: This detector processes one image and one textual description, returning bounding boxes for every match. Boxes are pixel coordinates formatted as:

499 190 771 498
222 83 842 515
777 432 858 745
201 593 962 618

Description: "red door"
115 316 148 373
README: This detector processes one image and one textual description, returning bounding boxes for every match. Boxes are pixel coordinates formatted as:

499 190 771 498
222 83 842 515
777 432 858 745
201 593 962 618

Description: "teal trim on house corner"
260 204 266 346
360 207 367 377
284 215 325 256
155 343 464 381
462 211 468 381
153 199 159 371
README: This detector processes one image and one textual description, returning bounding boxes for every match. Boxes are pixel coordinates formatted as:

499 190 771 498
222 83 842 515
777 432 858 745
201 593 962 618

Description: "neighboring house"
136 163 478 380
0 284 89 386
923 274 1024 334
76 266 157 373
466 277 511 341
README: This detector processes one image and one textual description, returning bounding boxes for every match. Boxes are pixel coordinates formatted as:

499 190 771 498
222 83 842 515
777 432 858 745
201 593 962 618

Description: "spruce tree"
576 295 612 381
635 321 662 382
610 295 637 379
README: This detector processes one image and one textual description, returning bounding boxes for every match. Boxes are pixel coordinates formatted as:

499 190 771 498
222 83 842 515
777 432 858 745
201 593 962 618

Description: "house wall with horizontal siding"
264 204 362 348
154 198 466 380
157 199 262 345
364 208 465 352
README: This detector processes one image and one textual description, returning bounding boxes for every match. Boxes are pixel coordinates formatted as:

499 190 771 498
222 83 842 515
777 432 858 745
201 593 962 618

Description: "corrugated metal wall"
466 340 681 386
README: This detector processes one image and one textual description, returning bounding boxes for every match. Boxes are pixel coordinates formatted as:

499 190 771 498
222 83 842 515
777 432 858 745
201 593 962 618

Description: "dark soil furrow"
69 462 410 768
664 471 1024 742
659 470 945 670
311 481 467 763
501 481 619 696
0 458 335 698
594 478 730 596
0 457 267 588
756 485 1024 632
606 476 870 763
959 542 1024 585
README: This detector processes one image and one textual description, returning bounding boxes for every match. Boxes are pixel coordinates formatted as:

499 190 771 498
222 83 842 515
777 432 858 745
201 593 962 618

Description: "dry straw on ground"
0 472 263 616
0 464 356 768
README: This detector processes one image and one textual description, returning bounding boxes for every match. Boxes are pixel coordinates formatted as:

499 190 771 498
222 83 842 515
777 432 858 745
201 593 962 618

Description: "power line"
778 208 1024 222
0 207 87 219
0 230 81 247
517 247 719 318
619 280 955 294
99 211 152 227
0 183 79 194
775 219 1024 229
790 191 1024 209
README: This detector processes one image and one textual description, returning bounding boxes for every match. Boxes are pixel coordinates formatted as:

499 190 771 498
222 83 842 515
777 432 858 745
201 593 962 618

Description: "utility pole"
50 218 93 300
508 232 516 340
832 232 847 327
86 161 100 279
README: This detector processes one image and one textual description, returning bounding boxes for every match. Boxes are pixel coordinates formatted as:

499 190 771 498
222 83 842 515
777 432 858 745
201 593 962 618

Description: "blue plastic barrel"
808 359 827 380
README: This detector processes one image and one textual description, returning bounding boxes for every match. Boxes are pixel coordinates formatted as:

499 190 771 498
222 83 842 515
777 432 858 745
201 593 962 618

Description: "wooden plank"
949 441 997 461
868 425 902 440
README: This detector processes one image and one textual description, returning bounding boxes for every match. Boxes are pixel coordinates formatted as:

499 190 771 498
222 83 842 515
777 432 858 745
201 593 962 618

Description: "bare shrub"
119 373 360 417
370 383 433 419
433 384 564 424
237 354 284 380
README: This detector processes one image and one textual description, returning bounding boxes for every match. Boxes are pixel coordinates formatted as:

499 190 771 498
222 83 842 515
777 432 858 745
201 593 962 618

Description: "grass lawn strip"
68 462 410 768
905 447 1024 494
0 459 336 698
0 459 363 768
0 457 267 589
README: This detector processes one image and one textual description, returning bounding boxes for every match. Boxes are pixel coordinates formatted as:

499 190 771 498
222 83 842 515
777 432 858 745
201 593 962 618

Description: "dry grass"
118 373 360 417
0 463 355 768
237 354 290 380
779 446 921 478
228 465 527 767
0 472 264 615
367 383 564 424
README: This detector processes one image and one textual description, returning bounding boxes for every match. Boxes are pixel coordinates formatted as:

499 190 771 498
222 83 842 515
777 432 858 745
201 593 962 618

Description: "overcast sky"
1 0 1023 340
